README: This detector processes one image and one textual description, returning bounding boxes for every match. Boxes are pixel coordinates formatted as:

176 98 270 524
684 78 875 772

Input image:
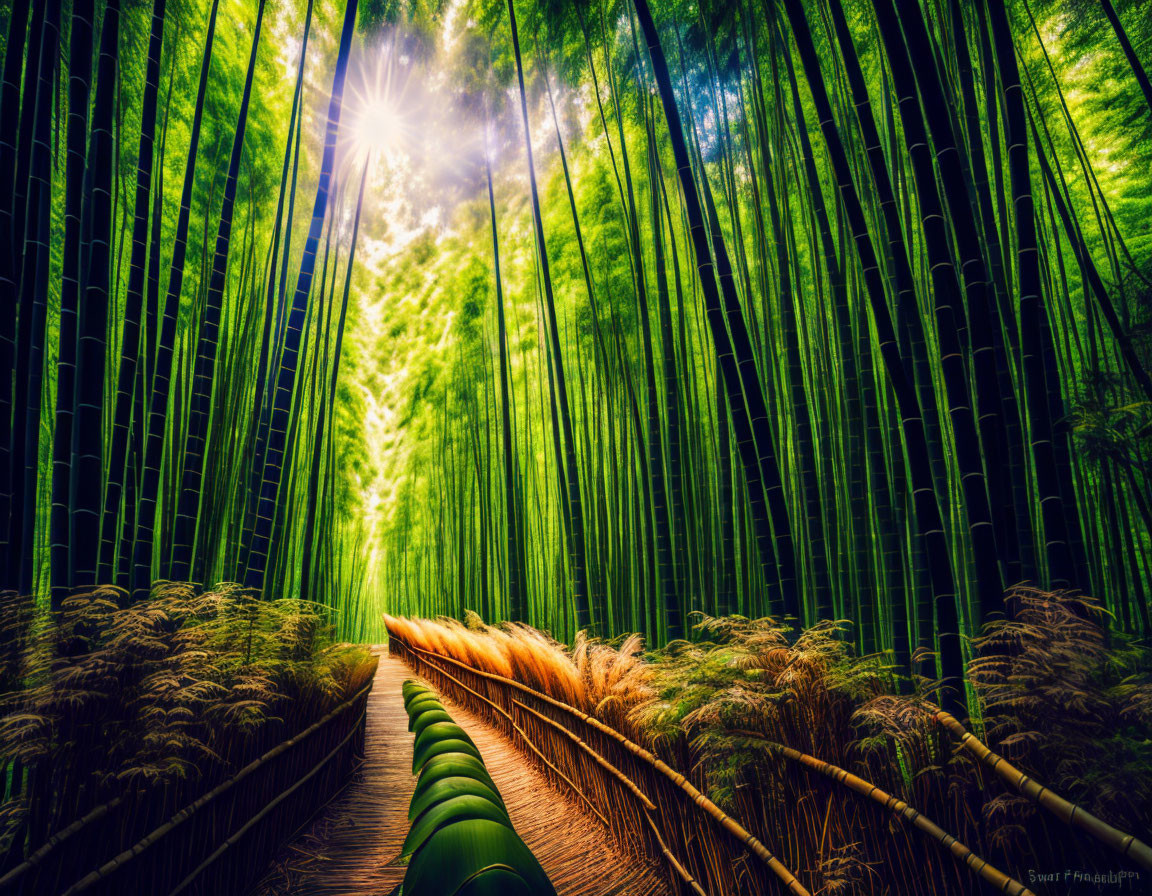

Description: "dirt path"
251 649 669 896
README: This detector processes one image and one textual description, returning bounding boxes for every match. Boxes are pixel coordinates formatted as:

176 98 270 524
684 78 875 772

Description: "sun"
344 43 412 166
352 94 401 157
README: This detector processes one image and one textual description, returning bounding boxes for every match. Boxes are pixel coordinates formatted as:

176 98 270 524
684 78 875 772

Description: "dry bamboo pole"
167 707 368 896
641 811 709 896
58 679 374 895
934 710 1152 872
393 635 810 896
730 731 1035 896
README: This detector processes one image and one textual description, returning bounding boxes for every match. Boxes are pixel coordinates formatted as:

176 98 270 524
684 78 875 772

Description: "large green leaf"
413 738 483 773
411 709 454 737
401 794 512 856
413 722 475 754
404 688 436 708
401 819 556 896
407 704 451 732
406 701 446 726
405 694 445 717
409 776 506 823
454 867 537 896
413 756 495 797
402 679 428 699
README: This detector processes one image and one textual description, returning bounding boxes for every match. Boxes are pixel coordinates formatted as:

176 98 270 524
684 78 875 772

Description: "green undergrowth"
633 616 898 807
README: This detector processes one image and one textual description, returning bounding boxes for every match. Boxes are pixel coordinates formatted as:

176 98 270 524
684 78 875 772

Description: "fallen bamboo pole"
642 808 709 896
934 710 1152 872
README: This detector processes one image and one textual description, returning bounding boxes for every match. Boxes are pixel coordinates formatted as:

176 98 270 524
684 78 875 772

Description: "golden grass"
386 614 597 713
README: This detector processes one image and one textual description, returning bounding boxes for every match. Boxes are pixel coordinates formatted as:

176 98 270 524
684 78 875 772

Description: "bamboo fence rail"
390 633 810 896
1 670 376 896
733 732 1034 896
933 710 1152 872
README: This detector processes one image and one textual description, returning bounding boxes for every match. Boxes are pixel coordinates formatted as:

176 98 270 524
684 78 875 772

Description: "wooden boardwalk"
251 649 670 896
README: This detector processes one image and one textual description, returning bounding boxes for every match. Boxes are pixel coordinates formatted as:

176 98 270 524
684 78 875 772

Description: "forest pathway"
251 648 670 896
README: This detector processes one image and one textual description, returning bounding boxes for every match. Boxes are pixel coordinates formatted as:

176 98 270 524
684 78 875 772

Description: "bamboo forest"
1 0 1151 892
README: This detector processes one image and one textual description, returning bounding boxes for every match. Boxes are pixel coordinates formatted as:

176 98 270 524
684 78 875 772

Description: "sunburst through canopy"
344 47 413 166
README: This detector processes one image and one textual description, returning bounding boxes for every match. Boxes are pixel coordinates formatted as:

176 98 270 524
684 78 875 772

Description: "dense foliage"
3 0 1150 707
2 0 368 614
353 0 1152 718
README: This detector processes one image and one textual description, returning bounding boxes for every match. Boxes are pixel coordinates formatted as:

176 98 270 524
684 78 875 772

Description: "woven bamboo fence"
389 634 1052 896
0 666 376 896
